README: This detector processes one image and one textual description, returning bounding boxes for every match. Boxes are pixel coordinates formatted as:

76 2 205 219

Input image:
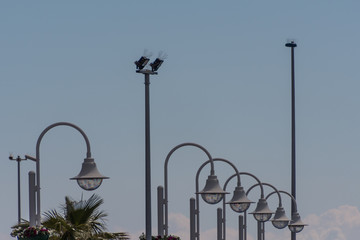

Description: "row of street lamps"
156 143 306 240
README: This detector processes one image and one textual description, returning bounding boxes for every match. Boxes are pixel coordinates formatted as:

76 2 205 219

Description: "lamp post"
135 55 164 240
157 143 227 240
26 122 109 226
219 172 273 240
285 40 298 240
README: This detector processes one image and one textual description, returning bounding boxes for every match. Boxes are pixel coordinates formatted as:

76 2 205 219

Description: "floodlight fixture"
150 58 164 72
135 56 150 70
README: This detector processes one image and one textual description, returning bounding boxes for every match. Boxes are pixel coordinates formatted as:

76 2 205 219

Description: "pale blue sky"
1 1 360 240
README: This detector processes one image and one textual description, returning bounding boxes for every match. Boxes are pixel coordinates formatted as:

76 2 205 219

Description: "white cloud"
266 205 360 240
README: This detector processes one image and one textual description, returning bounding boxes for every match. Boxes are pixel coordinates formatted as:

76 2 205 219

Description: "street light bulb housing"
288 212 307 233
150 58 164 72
250 198 273 222
226 186 254 213
271 206 290 229
197 175 229 204
70 158 109 191
135 56 150 70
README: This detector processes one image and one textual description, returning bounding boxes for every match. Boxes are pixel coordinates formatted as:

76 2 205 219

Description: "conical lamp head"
197 175 229 204
250 198 273 222
288 212 307 233
70 158 109 191
271 206 290 229
226 186 254 213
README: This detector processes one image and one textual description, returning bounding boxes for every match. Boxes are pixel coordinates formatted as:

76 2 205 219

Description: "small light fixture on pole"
135 52 165 240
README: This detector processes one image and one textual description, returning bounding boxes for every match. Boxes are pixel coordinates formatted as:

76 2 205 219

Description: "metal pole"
190 198 196 240
9 155 27 224
29 171 36 227
244 211 247 240
217 208 223 240
285 41 297 240
257 221 265 240
17 158 21 224
157 186 164 237
144 73 152 240
239 215 244 240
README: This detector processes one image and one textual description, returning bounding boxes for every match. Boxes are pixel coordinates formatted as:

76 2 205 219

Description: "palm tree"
42 194 128 240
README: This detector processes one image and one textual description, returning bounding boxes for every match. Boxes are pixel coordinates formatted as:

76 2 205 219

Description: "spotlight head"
135 56 150 70
150 58 164 72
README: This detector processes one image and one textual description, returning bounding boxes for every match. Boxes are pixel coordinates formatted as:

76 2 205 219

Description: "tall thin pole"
285 41 297 240
17 159 21 224
9 155 27 224
144 73 152 240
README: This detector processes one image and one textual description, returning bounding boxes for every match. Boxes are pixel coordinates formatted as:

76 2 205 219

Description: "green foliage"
41 194 129 240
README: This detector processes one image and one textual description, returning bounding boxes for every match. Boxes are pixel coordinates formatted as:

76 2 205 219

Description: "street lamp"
135 54 164 240
157 143 227 239
266 190 307 234
26 122 108 226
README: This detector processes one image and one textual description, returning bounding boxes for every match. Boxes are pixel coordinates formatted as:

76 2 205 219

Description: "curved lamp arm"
163 143 215 236
247 182 282 206
225 172 265 198
266 190 298 213
34 122 94 226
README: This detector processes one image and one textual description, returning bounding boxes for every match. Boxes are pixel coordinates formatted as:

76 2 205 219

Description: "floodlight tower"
135 54 164 240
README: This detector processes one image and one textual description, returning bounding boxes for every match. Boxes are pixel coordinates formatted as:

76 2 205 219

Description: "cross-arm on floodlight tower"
135 52 165 240
25 122 109 226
